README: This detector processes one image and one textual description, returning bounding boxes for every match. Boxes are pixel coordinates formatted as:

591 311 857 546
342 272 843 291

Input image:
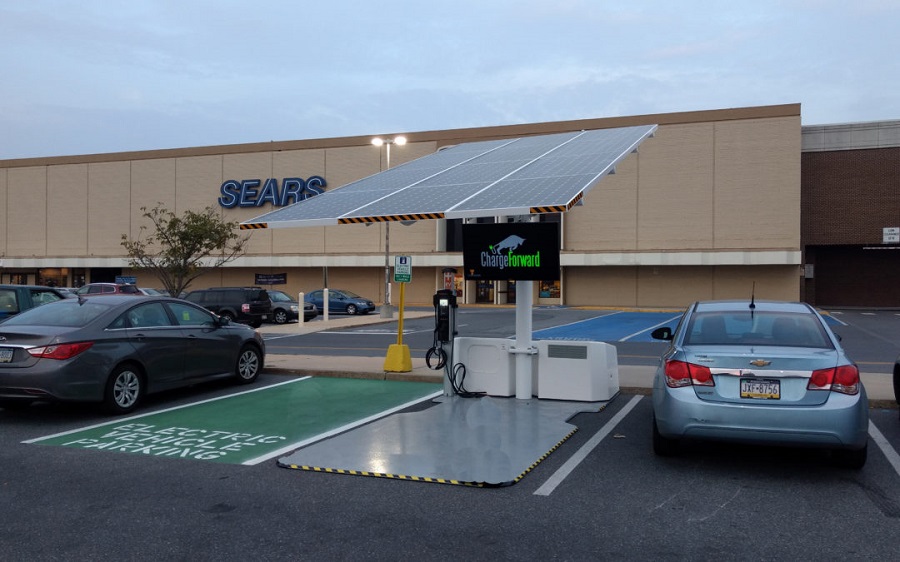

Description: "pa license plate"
0 348 13 363
740 378 780 400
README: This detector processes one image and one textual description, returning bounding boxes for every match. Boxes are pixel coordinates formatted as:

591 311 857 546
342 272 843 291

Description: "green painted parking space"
29 377 442 465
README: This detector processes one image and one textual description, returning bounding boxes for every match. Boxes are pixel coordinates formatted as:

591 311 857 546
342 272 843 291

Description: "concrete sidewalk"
258 311 897 406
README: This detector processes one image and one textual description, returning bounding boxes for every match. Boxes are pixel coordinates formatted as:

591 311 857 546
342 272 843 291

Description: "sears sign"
218 176 325 208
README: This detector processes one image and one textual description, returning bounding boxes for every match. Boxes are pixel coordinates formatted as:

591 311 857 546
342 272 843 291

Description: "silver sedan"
651 300 869 468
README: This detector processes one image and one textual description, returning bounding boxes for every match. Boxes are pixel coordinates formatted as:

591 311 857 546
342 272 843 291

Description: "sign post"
384 256 412 372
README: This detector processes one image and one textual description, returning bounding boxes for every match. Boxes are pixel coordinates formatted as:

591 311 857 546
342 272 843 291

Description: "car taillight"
242 304 250 313
807 365 859 395
664 360 714 388
27 342 94 360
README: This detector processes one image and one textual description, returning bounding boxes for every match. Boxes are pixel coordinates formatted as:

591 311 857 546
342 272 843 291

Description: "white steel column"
514 279 535 399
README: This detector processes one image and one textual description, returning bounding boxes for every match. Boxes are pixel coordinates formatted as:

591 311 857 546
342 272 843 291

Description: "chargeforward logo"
481 234 541 270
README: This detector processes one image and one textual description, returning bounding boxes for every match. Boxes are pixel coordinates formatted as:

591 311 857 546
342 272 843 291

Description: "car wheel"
832 443 867 469
104 363 143 415
235 345 262 384
652 414 679 457
346 304 358 315
273 309 288 324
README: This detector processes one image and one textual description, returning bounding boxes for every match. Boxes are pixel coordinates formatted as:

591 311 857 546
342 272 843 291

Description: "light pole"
371 136 406 318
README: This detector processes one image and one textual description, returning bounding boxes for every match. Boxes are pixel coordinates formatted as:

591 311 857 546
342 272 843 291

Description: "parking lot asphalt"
258 308 898 405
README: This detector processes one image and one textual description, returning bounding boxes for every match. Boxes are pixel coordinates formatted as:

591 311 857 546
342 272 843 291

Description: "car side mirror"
651 327 674 341
217 315 231 327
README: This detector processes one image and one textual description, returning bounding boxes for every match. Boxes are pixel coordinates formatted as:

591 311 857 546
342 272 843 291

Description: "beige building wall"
48 164 89 256
7 166 47 256
0 168 6 253
0 104 801 307
87 162 132 256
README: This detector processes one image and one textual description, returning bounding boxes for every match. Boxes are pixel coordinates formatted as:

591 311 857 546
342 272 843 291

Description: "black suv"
183 287 273 328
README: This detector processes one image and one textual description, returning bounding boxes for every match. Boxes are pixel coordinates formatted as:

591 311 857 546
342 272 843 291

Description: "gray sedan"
0 295 264 414
651 300 869 468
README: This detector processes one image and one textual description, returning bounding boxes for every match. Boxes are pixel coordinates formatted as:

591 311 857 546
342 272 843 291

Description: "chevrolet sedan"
0 295 264 414
651 300 868 468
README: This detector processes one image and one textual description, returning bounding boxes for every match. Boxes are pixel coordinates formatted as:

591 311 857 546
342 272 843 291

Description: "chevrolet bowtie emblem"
750 359 771 367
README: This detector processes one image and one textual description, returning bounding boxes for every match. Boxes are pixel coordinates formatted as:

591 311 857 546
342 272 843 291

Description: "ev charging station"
242 125 656 485
426 220 620 402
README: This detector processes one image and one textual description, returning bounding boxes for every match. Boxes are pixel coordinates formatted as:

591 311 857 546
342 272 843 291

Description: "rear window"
684 311 833 348
0 288 19 314
246 289 269 301
0 299 113 327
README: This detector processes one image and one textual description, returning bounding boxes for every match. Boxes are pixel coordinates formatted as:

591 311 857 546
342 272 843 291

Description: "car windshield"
338 290 362 298
0 299 114 327
269 291 292 302
683 311 833 348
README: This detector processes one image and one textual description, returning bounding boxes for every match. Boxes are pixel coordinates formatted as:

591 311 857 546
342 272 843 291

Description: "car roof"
0 284 63 290
692 300 815 314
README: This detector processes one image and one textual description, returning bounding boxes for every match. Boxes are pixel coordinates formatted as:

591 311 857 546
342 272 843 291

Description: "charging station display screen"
462 222 560 281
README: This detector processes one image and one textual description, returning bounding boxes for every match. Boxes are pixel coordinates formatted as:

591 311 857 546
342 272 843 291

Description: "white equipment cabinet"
535 341 620 401
451 337 516 396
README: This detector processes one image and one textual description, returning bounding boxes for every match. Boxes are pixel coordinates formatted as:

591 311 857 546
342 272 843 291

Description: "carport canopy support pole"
514 280 535 399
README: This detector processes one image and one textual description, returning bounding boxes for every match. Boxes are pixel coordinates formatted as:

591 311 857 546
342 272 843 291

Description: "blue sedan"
651 300 869 468
304 289 375 316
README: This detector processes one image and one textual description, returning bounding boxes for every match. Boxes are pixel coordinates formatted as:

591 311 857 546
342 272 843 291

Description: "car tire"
273 309 288 324
832 443 867 469
346 304 358 315
235 345 262 384
652 414 679 457
104 363 143 415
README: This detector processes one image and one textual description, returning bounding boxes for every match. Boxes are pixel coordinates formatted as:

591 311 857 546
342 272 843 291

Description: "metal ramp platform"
278 394 611 487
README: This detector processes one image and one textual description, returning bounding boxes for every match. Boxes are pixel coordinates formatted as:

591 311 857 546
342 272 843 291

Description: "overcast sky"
2 1 898 160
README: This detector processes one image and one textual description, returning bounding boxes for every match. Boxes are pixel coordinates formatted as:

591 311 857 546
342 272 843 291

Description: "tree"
121 204 249 297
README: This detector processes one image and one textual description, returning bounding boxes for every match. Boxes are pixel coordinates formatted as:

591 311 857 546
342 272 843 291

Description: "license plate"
261 315 268 320
740 378 780 400
0 348 13 363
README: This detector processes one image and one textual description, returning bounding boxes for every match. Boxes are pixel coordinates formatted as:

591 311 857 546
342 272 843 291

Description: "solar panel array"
241 124 656 229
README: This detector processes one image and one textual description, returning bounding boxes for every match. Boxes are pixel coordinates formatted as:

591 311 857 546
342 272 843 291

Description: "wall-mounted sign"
462 222 560 281
255 273 287 285
218 176 326 208
884 227 899 244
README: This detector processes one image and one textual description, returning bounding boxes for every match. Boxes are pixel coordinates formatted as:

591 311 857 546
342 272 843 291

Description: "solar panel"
240 125 656 229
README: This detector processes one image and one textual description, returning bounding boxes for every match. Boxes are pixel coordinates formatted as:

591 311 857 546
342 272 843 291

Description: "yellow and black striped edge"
239 223 268 230
277 464 484 487
504 427 580 487
338 212 444 224
276 404 600 488
530 192 583 214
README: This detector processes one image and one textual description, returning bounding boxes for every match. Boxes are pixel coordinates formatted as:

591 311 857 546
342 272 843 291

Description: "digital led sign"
462 222 560 281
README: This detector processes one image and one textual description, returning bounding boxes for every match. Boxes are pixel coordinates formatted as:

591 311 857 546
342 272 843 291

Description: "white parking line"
869 420 900 477
534 395 643 496
23 377 311 444
241 390 443 465
620 314 682 342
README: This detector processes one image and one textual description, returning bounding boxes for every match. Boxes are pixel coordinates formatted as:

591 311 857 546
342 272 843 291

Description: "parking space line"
23 377 309 444
869 420 900 478
619 314 682 342
534 395 643 496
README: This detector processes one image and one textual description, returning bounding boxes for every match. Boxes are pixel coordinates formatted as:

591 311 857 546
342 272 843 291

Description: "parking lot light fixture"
371 136 406 319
